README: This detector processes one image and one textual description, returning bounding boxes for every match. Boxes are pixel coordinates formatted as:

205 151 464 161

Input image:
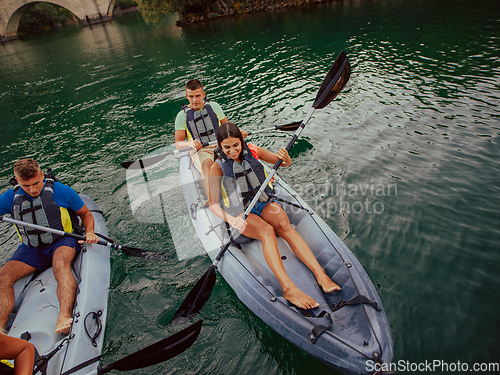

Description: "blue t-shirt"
0 181 84 216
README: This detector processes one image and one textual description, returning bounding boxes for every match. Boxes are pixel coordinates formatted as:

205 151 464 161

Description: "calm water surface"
1 0 499 373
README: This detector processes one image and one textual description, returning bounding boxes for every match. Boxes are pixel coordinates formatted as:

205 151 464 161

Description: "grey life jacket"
183 100 220 144
11 177 74 248
215 144 273 215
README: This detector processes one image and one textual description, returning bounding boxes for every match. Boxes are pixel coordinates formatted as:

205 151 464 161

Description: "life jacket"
183 100 220 144
0 359 14 372
10 170 78 248
215 144 273 214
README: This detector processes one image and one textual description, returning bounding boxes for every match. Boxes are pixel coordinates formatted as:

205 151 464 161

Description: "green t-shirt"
175 102 225 141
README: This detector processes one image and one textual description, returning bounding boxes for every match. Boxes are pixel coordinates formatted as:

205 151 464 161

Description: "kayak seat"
233 234 254 245
223 221 254 245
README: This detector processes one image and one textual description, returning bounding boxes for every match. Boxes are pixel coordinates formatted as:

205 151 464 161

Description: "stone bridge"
0 0 115 40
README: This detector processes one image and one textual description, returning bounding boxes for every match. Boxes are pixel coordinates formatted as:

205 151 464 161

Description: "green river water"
1 0 499 373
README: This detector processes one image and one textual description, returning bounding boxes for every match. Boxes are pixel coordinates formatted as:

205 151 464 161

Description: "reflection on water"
124 145 206 260
1 0 500 373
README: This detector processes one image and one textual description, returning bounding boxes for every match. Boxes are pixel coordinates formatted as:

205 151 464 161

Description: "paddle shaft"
121 123 300 169
177 126 283 154
171 125 297 155
0 216 121 251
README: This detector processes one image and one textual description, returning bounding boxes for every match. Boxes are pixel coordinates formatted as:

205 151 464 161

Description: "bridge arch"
0 0 114 40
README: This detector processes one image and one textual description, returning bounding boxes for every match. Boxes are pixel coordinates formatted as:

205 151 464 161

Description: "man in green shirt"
175 80 247 201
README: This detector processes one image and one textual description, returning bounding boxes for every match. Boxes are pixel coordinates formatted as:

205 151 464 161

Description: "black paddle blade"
99 320 202 374
313 50 351 110
169 266 217 325
275 121 302 131
121 152 173 169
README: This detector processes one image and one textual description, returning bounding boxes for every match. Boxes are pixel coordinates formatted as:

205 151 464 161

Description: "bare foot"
283 285 319 310
55 316 73 335
316 271 341 293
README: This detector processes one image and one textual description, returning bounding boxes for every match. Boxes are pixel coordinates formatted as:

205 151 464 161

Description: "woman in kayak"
208 122 340 310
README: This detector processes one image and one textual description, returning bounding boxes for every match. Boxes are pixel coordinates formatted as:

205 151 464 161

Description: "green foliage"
18 3 77 34
136 0 175 26
136 0 215 25
231 1 249 14
114 0 138 10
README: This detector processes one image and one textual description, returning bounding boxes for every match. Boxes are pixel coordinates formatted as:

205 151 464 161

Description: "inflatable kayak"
179 152 393 374
5 194 110 375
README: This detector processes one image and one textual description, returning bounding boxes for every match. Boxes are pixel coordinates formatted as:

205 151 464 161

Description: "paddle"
0 216 167 259
57 320 202 375
120 122 301 170
98 320 202 374
169 50 351 324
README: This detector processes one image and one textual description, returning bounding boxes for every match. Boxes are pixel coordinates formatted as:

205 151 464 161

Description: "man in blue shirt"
0 159 99 335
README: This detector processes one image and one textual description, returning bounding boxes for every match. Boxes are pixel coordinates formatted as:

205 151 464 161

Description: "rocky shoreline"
176 0 337 26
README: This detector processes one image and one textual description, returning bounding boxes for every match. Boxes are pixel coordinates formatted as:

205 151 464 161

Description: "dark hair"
186 79 203 91
14 159 41 180
216 122 246 161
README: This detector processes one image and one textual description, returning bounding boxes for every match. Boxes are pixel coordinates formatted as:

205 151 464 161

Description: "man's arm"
175 130 202 150
175 110 201 150
0 190 14 216
75 205 98 244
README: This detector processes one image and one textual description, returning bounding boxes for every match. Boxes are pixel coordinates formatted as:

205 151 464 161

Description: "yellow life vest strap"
0 359 14 368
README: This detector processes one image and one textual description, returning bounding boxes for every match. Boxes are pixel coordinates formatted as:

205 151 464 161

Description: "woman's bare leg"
261 203 341 293
241 213 319 309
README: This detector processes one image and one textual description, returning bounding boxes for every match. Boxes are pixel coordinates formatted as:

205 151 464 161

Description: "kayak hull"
179 154 393 374
7 194 110 375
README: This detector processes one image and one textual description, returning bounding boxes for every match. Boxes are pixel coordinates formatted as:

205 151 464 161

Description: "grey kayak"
179 152 393 375
6 194 110 375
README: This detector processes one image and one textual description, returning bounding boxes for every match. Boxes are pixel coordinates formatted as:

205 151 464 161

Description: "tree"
136 0 216 25
136 0 176 25
18 3 77 34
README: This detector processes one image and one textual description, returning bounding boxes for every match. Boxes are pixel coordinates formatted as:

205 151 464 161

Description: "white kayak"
178 152 393 375
6 194 110 375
